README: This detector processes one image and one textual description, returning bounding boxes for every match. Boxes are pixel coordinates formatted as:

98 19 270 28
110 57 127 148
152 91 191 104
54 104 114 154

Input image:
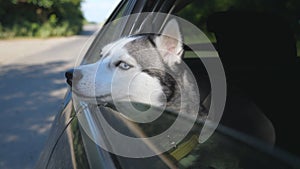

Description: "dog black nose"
65 69 74 86
65 69 82 87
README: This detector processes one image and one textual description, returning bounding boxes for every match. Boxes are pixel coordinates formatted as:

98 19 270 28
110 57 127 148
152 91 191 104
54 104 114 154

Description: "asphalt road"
0 25 99 169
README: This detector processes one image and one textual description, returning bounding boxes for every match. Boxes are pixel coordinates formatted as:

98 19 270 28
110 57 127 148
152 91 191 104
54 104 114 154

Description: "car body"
36 0 300 168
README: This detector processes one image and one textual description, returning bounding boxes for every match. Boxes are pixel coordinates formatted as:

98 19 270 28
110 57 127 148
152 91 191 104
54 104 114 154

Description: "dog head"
66 19 183 107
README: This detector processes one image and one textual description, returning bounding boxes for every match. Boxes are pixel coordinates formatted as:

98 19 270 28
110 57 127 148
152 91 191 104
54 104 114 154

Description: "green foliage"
0 0 84 38
178 0 300 34
27 0 54 8
178 0 300 55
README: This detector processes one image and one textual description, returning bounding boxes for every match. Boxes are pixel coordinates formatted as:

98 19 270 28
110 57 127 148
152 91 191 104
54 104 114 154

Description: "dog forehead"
101 37 136 55
123 36 164 69
100 36 163 69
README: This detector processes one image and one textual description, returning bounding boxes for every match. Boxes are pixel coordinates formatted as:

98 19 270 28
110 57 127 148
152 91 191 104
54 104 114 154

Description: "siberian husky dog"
66 19 200 118
65 19 276 144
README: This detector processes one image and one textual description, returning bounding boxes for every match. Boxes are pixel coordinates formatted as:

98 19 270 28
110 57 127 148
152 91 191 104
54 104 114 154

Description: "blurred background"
0 0 119 169
0 0 300 169
0 0 120 38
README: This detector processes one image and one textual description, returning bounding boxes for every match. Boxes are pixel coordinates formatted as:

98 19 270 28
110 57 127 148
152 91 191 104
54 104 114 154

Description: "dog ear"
155 19 183 66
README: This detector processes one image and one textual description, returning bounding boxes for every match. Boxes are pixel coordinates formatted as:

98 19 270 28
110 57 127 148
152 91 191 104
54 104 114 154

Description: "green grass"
0 18 82 39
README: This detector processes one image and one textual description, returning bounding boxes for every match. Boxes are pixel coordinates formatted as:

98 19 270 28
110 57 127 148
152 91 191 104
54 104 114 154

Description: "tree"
0 0 84 38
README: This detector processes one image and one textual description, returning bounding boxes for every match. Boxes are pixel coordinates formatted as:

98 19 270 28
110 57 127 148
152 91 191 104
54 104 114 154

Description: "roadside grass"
0 24 80 39
0 16 82 39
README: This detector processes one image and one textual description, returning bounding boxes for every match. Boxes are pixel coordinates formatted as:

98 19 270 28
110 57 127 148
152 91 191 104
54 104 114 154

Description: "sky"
81 0 121 23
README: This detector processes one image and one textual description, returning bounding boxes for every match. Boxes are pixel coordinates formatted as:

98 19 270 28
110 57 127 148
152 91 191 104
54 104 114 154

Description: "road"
0 25 99 169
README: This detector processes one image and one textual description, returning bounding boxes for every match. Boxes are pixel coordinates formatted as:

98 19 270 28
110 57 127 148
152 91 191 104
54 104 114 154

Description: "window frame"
74 0 300 168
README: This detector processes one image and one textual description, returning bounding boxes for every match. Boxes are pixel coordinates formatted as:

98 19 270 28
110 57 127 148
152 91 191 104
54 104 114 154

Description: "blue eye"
116 61 132 70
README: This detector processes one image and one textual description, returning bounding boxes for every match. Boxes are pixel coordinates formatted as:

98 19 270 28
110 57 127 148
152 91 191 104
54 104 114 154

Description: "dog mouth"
71 89 113 105
72 90 144 108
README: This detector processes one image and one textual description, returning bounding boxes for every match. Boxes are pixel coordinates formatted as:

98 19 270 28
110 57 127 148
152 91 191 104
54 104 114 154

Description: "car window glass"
175 0 300 57
73 0 300 168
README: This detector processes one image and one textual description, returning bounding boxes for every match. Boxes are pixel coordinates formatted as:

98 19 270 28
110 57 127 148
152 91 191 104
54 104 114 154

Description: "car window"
175 0 300 57
73 0 300 168
172 0 300 157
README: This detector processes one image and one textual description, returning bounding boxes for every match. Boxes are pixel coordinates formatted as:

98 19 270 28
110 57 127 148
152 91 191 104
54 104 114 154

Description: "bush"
0 20 82 39
0 0 84 38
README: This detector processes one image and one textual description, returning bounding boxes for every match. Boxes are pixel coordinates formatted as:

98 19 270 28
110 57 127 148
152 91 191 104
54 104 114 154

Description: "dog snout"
65 69 83 87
